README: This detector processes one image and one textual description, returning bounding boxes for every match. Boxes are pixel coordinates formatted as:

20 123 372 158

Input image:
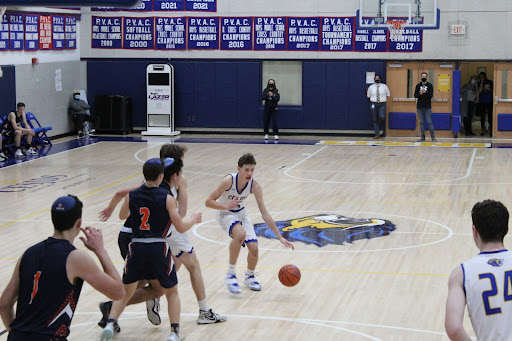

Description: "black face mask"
375 79 381 83
268 84 274 88
421 77 427 82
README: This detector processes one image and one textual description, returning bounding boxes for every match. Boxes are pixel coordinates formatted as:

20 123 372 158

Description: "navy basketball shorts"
118 231 132 259
123 242 177 289
8 330 62 341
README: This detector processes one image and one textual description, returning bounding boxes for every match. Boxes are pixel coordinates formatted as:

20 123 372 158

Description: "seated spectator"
69 91 95 137
3 102 37 158
0 134 6 160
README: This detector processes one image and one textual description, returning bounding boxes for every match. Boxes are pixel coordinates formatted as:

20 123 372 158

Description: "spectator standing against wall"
476 72 493 137
69 92 95 137
460 75 477 136
261 79 280 141
367 74 390 139
414 72 436 142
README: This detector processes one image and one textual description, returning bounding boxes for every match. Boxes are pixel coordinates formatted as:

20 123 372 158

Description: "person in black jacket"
414 72 436 142
261 79 280 140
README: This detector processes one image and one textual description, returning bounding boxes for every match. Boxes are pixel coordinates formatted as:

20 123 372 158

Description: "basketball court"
0 132 509 340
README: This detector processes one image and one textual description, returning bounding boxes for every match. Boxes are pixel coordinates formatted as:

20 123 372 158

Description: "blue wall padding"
389 112 416 130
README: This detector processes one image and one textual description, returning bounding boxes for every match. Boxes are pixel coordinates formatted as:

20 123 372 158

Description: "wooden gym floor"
0 133 508 340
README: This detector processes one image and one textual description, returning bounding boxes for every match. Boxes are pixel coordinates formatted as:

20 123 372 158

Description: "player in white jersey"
205 153 294 294
445 199 512 341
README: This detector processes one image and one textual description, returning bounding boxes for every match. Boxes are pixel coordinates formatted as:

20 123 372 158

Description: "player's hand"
28 129 36 136
191 212 202 224
79 226 105 252
227 199 238 210
279 236 295 250
99 207 113 221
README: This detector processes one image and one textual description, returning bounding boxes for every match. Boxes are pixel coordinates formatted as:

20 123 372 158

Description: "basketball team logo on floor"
254 214 396 247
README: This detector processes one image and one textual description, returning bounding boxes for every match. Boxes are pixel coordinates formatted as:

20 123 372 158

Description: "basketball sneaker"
197 309 228 324
274 135 279 140
14 149 24 158
264 134 269 140
167 331 185 341
25 147 38 156
225 273 241 294
98 301 113 328
100 319 121 341
243 273 262 291
146 298 161 325
0 152 6 160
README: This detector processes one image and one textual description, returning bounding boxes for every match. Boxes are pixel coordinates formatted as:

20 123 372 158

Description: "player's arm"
444 265 471 341
252 180 295 250
67 226 124 301
119 195 130 220
99 185 139 221
177 175 188 218
0 257 21 331
20 113 35 135
205 175 238 211
167 195 201 233
7 112 31 134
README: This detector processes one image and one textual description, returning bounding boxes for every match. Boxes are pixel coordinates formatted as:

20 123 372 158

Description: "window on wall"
262 61 302 106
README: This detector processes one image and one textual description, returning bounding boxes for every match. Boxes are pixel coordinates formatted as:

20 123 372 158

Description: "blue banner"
91 16 122 48
65 16 77 49
24 14 39 50
123 17 154 49
287 17 319 51
185 0 216 12
125 0 152 11
254 17 285 51
0 14 8 50
321 17 354 51
155 16 185 50
354 29 387 52
220 17 252 50
153 0 183 11
388 27 422 52
9 14 24 50
52 15 65 49
187 17 218 49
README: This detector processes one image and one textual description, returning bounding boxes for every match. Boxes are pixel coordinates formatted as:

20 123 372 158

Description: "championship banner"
125 0 152 11
254 16 285 51
52 15 65 49
65 16 77 49
91 16 122 48
287 17 319 51
153 0 184 11
24 14 39 50
185 0 216 12
9 13 24 50
123 17 154 49
388 25 422 52
220 17 252 50
320 17 354 51
187 17 218 50
155 16 186 50
91 6 121 11
0 14 8 50
39 15 52 49
354 26 387 52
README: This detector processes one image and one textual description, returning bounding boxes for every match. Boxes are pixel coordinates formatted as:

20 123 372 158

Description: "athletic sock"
171 323 180 335
227 264 236 274
198 299 210 312
246 269 255 277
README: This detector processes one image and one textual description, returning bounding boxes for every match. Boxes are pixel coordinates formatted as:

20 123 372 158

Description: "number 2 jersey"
462 249 512 341
129 184 172 238
9 238 83 340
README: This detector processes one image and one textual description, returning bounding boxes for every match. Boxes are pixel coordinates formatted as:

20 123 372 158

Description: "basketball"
278 264 301 287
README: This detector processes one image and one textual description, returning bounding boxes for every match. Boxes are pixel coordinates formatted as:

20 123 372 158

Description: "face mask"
375 79 381 83
74 94 80 100
421 77 427 82
471 79 477 85
268 84 274 88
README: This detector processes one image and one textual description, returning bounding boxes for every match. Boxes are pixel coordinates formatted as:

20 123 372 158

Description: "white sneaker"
14 149 24 158
0 152 6 160
167 332 183 341
146 298 161 325
264 134 269 140
197 309 227 324
100 322 114 341
225 273 241 294
25 147 38 156
274 135 279 140
243 273 262 291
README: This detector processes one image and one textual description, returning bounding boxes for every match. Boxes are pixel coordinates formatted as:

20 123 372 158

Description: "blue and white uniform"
163 183 194 257
462 249 512 341
216 173 257 244
8 238 83 341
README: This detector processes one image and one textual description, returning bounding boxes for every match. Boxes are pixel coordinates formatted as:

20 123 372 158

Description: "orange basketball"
278 264 301 287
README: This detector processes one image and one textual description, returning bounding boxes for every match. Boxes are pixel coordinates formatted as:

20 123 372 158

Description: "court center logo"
254 214 396 247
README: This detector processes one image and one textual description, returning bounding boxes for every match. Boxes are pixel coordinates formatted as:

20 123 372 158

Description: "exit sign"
450 24 466 35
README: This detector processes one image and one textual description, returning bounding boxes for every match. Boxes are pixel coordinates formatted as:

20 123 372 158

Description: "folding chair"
25 112 53 146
